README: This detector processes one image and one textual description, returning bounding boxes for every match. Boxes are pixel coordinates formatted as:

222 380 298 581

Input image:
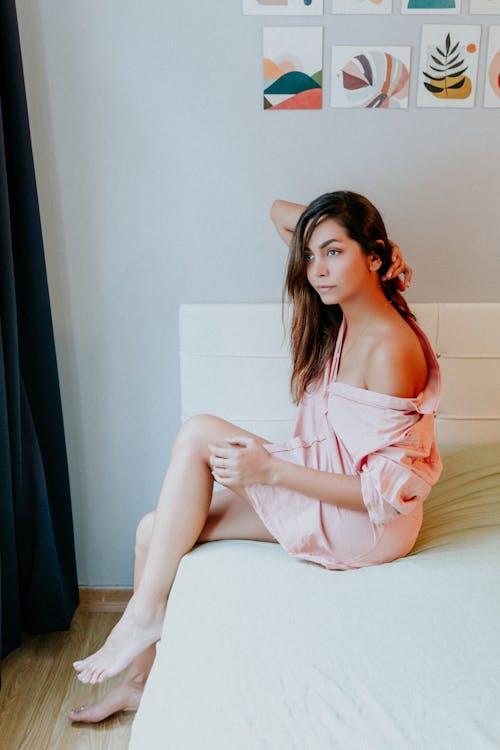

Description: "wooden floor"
0 609 135 750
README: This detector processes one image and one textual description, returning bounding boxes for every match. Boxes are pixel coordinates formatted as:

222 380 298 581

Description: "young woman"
69 191 441 723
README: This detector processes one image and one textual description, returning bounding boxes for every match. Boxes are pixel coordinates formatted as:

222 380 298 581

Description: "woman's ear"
368 253 382 272
369 240 385 272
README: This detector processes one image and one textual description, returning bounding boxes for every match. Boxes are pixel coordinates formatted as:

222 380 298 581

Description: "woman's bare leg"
68 513 156 722
69 487 276 722
73 415 274 685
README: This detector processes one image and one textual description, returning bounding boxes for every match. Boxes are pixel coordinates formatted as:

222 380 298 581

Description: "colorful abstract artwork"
484 26 500 107
263 27 323 109
417 26 481 108
244 0 324 14
470 0 500 13
331 47 411 108
401 0 460 14
331 0 392 13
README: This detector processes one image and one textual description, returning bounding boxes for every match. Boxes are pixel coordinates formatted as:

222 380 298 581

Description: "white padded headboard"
179 303 500 445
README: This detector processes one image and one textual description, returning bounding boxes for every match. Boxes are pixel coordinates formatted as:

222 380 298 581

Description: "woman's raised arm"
270 200 305 247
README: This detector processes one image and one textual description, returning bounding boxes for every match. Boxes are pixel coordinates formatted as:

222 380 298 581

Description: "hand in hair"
382 243 412 291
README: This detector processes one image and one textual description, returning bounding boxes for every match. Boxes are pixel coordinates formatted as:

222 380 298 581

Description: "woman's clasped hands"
208 438 275 487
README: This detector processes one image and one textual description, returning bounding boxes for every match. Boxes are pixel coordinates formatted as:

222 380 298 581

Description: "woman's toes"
77 668 94 684
68 704 88 719
88 670 102 685
67 681 143 724
68 703 105 723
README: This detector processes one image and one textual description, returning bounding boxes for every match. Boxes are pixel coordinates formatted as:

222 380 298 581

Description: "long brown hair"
284 191 415 403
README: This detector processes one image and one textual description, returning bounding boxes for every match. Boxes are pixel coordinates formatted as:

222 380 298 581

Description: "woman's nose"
313 256 328 276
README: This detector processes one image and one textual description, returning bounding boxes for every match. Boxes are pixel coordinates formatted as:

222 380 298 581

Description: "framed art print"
417 26 481 108
331 46 411 108
402 0 460 14
331 0 392 13
470 0 500 12
264 27 323 109
244 0 324 14
484 26 500 107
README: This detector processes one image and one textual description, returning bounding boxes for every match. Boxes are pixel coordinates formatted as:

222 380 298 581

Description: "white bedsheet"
129 445 500 750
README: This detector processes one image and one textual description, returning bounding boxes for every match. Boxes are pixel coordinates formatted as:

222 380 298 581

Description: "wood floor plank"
78 589 133 614
0 609 135 750
0 634 40 749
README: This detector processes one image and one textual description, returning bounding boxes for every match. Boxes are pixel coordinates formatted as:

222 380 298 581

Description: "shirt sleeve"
359 451 432 526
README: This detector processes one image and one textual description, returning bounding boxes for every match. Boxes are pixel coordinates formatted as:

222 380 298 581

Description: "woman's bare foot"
68 677 144 723
73 596 165 685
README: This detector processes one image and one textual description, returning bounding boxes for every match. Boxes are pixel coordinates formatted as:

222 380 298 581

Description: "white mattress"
129 444 500 750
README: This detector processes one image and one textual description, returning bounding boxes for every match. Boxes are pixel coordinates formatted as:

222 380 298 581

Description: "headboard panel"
180 303 500 445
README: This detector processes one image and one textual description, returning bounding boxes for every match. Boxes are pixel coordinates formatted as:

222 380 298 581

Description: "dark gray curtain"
0 0 78 659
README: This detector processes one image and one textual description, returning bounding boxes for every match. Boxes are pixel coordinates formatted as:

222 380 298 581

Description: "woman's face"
304 218 375 306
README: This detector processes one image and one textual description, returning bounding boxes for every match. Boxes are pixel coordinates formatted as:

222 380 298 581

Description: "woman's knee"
173 414 215 454
135 511 156 554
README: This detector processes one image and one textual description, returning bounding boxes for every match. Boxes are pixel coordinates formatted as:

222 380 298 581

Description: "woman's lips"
316 285 336 292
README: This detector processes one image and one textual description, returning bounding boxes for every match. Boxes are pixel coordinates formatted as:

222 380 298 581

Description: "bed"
129 303 500 750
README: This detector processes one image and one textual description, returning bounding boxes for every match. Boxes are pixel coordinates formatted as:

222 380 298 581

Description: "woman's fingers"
208 438 250 485
381 243 413 291
208 438 250 473
208 438 249 456
211 468 237 487
393 263 412 290
208 443 234 460
402 264 413 288
208 454 230 471
382 244 402 281
207 442 240 475
224 436 252 447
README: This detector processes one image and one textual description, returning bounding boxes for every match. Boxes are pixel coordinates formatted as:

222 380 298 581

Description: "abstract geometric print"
402 0 460 14
470 0 500 13
244 0 324 14
331 47 411 108
331 0 392 14
484 26 500 107
264 27 323 109
417 26 481 108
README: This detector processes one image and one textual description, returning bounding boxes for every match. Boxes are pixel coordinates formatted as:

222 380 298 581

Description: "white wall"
17 1 499 585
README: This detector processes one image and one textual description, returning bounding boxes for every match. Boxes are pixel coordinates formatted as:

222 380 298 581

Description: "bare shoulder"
366 318 428 398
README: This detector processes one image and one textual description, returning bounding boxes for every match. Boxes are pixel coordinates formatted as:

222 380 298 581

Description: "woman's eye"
304 253 314 262
327 248 339 256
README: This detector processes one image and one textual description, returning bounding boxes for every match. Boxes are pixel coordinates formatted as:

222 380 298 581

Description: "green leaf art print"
422 32 472 99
